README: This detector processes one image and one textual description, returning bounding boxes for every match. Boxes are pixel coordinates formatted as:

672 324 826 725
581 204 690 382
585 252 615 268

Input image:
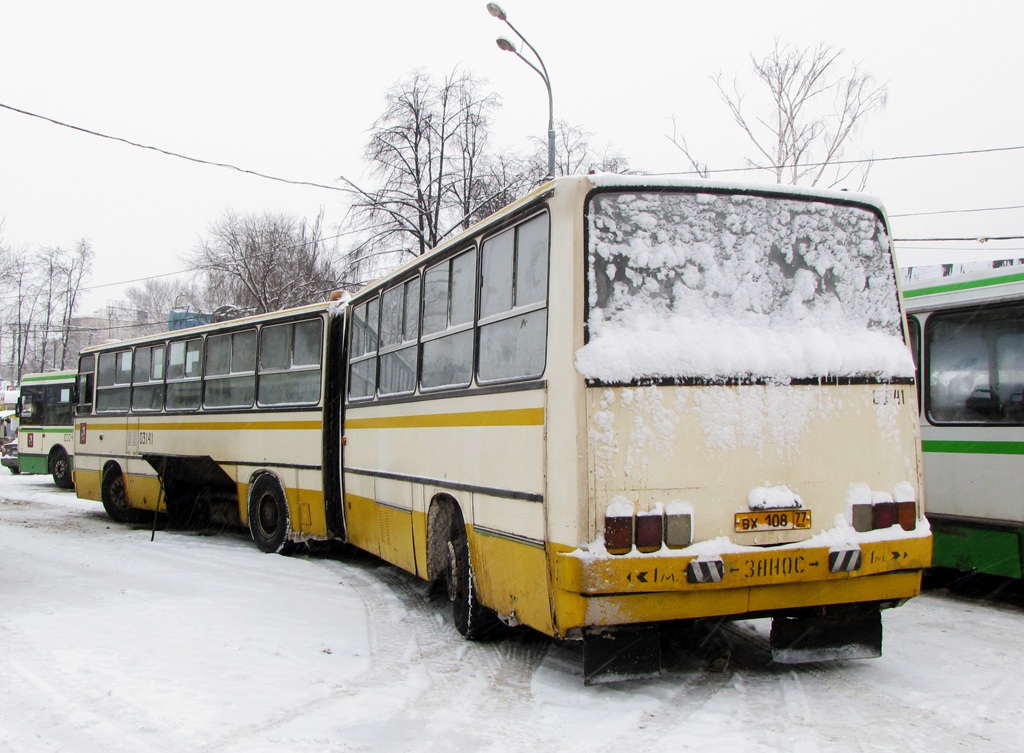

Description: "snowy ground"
2 472 1022 753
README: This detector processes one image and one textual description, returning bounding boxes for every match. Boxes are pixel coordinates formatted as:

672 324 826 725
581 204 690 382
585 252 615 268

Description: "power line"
5 98 1024 193
890 204 1024 218
651 145 1024 177
0 100 350 194
893 235 1024 242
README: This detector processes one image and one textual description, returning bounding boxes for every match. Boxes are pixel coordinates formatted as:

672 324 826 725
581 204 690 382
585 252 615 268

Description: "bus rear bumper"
551 535 931 633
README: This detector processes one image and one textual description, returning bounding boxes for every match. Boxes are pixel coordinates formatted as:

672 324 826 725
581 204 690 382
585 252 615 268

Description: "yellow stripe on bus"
83 420 322 432
345 408 544 430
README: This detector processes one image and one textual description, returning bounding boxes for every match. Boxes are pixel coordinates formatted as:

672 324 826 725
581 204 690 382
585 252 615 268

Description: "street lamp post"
486 2 555 182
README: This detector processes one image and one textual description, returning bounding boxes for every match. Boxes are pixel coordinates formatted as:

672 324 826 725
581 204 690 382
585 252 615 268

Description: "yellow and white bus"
74 175 931 682
73 301 345 546
17 370 77 487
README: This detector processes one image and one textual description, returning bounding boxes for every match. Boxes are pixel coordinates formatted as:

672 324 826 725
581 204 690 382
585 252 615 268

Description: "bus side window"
258 319 323 406
907 315 921 408
378 277 420 397
96 350 132 413
348 299 380 400
420 249 475 391
205 330 256 409
77 355 95 415
166 339 203 411
478 212 549 383
132 344 166 412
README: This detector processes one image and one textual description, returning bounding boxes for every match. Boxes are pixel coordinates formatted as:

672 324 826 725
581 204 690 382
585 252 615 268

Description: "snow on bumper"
551 530 932 632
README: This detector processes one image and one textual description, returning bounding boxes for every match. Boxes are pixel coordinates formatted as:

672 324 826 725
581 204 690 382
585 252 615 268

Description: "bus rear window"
580 190 912 384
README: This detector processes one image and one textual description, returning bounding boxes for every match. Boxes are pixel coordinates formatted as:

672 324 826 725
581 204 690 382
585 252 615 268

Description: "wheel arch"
426 492 465 582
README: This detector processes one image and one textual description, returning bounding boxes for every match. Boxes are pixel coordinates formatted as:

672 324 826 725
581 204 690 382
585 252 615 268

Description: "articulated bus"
18 370 76 488
903 267 1024 579
74 175 930 682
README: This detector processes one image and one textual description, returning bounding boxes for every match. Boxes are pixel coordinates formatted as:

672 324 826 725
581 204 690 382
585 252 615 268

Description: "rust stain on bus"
345 408 545 430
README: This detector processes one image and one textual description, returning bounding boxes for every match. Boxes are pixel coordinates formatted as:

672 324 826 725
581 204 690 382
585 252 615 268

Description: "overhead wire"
3 98 1024 297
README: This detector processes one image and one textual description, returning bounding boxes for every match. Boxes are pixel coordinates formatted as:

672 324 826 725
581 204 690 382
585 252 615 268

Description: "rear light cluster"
852 500 916 532
603 500 693 555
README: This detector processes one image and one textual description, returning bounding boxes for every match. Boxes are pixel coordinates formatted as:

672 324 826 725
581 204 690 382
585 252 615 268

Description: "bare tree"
189 209 341 315
123 277 206 335
671 41 888 188
343 69 499 284
5 263 42 380
532 120 631 177
56 240 93 368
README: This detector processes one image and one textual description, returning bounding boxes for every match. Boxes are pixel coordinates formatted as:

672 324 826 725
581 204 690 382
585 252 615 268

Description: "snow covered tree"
672 41 888 188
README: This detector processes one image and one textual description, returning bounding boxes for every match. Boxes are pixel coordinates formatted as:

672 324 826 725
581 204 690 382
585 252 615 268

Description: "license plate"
735 509 811 532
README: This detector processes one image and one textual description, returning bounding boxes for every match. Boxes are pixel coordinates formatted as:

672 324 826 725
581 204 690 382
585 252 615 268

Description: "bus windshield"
580 189 914 384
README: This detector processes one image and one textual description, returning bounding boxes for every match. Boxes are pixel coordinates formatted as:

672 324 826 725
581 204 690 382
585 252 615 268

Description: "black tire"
50 448 74 489
8 466 20 475
446 512 503 640
101 467 135 523
248 475 291 554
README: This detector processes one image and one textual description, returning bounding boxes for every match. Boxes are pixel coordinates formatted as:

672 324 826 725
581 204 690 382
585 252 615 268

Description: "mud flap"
770 603 882 664
583 625 661 685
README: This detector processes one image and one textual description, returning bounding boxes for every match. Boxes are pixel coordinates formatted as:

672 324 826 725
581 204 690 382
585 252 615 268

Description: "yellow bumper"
551 535 932 634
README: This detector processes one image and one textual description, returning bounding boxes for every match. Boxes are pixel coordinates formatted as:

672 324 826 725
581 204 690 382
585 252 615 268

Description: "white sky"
2 0 1023 313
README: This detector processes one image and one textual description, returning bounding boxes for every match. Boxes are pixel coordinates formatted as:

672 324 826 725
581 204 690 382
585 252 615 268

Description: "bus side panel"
470 493 552 633
374 476 417 574
18 453 49 475
930 519 1023 579
294 483 329 539
125 472 163 511
74 468 102 500
345 483 381 557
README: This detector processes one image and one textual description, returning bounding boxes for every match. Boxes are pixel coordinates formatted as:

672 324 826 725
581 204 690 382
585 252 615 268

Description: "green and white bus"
18 370 77 488
904 267 1024 578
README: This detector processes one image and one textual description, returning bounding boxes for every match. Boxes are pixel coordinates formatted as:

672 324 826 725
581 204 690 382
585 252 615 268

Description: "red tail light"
897 501 917 531
604 515 633 555
635 513 663 553
872 502 898 530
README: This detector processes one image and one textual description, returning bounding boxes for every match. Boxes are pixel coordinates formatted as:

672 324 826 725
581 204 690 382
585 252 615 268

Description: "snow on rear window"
577 190 914 383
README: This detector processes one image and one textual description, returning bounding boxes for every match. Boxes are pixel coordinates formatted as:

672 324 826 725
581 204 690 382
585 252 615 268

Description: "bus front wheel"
101 467 134 523
50 448 73 489
248 475 291 554
446 513 503 640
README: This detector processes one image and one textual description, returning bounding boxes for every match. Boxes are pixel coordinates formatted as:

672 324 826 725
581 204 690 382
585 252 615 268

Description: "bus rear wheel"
446 513 503 640
248 475 291 554
101 467 134 523
50 448 73 489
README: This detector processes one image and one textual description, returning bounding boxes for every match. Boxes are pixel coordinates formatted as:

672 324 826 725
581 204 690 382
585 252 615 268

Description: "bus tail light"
852 499 918 532
665 511 692 549
635 512 663 552
604 511 634 555
872 502 898 530
897 501 917 531
604 501 693 555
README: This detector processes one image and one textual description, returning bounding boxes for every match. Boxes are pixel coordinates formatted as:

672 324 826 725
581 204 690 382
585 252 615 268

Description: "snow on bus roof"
584 172 887 213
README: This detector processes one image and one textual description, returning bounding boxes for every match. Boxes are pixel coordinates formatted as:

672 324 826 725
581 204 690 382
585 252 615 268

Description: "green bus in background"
18 370 76 488
903 267 1024 580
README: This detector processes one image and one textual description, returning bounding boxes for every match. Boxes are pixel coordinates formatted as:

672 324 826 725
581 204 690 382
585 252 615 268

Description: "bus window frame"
204 327 258 410
923 301 1024 427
